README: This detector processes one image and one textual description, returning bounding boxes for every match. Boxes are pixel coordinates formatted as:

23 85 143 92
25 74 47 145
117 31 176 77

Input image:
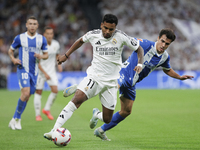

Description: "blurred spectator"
0 0 200 89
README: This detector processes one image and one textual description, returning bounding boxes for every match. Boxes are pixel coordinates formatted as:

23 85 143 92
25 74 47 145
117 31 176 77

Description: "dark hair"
44 26 53 32
102 14 118 25
159 28 176 42
27 16 37 22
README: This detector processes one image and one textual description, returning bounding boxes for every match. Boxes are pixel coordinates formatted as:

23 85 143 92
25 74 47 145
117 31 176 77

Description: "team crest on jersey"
37 41 42 48
84 86 89 91
112 38 117 44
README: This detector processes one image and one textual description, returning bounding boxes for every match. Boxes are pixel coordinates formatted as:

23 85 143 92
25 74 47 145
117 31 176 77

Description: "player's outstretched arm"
57 37 84 65
163 68 194 80
134 45 144 74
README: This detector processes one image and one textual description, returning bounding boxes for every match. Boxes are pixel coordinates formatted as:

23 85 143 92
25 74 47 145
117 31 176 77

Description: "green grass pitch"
0 89 200 150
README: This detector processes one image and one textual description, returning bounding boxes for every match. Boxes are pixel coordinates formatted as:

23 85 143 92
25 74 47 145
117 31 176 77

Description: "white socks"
34 92 57 116
34 93 42 116
44 92 57 110
96 112 103 122
53 101 77 130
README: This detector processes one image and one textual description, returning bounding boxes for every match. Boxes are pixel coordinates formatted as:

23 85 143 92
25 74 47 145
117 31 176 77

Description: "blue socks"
13 98 27 119
101 111 125 132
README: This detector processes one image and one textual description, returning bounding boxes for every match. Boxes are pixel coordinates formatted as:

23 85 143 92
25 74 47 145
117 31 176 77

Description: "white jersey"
82 29 139 81
39 39 60 75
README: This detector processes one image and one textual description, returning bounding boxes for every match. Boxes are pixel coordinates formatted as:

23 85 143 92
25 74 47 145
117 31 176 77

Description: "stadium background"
0 0 200 89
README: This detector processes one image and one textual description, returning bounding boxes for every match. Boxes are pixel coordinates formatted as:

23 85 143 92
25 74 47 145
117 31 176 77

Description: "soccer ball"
52 127 71 147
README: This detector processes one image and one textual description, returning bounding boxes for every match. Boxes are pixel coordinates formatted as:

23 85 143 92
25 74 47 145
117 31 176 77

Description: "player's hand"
45 74 50 80
12 58 21 65
57 55 68 65
133 66 142 74
180 75 194 80
34 53 42 59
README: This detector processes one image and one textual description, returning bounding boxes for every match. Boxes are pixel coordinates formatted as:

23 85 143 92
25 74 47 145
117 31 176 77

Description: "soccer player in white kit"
8 16 48 130
44 14 144 140
34 26 62 121
63 28 194 141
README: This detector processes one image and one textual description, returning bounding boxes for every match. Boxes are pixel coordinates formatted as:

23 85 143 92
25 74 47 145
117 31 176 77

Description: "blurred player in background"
63 28 194 141
34 26 62 121
43 14 144 141
8 16 48 130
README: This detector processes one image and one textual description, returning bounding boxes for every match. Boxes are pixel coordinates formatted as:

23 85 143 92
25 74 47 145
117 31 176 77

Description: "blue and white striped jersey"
120 38 171 86
10 32 48 75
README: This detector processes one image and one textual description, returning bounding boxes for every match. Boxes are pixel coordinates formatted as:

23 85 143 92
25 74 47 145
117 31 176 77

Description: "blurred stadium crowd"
0 0 200 88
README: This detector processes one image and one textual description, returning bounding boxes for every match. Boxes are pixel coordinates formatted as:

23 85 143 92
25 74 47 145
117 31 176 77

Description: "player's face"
44 29 54 44
101 21 116 39
26 19 39 36
156 34 172 54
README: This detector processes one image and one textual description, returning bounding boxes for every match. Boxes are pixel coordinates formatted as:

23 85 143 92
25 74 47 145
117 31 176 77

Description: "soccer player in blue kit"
92 28 194 140
8 16 48 130
63 28 194 141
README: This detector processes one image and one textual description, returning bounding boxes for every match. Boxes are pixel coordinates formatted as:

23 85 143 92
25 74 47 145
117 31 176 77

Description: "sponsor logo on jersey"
96 47 118 55
144 61 156 69
95 41 101 45
24 47 40 53
112 38 117 44
96 47 118 51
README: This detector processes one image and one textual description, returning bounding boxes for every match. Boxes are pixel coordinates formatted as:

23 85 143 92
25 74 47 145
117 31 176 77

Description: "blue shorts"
17 66 37 94
118 74 136 101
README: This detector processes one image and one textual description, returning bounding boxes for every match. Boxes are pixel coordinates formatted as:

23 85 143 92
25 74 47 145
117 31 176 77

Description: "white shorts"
77 76 118 110
36 72 58 89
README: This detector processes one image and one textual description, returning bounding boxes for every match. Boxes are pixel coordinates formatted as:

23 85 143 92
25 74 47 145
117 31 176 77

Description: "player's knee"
52 89 58 94
120 109 132 117
126 109 132 116
21 92 30 101
51 87 58 93
35 89 42 95
71 90 87 108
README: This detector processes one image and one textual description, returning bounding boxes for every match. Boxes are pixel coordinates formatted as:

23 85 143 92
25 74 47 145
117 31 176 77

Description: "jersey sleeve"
41 36 48 52
123 34 139 51
82 31 92 43
161 55 171 70
138 39 150 50
10 35 21 50
82 29 100 43
56 41 61 54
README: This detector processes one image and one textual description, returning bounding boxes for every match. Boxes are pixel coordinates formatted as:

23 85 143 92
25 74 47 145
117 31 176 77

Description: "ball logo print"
52 127 71 147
